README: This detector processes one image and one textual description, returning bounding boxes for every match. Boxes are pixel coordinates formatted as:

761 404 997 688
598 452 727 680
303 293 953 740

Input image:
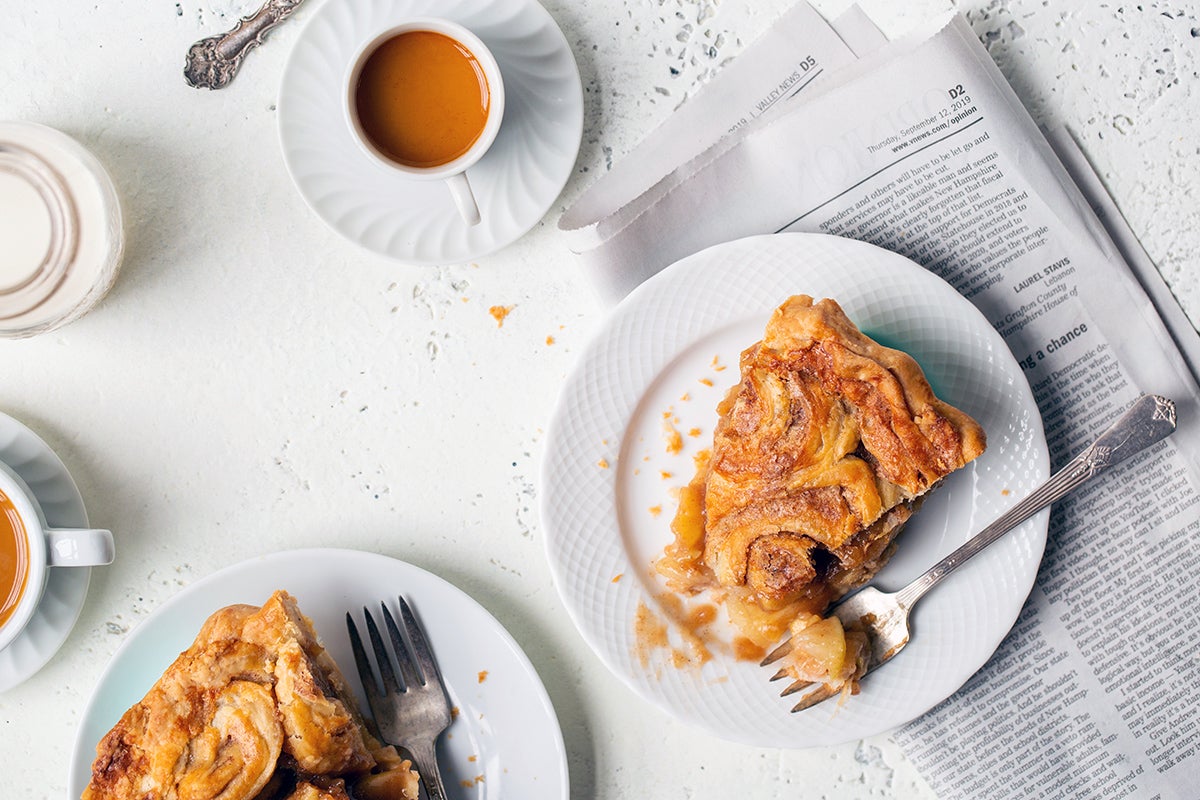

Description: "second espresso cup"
346 18 505 227
0 460 114 652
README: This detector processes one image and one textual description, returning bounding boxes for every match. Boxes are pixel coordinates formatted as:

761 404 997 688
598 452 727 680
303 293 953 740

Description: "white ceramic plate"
278 0 583 263
541 233 1049 748
68 549 568 798
0 411 91 692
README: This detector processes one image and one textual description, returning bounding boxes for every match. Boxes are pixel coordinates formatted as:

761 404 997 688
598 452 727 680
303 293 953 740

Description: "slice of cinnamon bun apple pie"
657 295 986 701
83 590 419 800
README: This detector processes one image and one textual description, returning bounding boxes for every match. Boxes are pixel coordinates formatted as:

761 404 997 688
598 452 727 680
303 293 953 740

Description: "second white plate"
68 549 568 798
540 233 1049 747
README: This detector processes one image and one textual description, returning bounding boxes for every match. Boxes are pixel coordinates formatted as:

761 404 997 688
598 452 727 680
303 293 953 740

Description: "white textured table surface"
1 1 1196 797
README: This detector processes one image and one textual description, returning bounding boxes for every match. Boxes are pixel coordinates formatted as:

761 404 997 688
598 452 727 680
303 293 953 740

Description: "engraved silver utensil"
348 598 453 800
762 394 1178 712
183 0 306 90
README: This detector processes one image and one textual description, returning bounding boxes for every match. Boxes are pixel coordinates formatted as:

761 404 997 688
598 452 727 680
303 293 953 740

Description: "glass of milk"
0 122 124 338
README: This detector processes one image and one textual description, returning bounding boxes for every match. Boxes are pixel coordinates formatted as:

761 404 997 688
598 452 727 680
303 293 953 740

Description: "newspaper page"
560 6 1200 798
559 3 904 301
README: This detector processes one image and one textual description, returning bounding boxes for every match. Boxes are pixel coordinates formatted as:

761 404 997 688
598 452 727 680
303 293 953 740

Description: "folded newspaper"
560 4 1200 797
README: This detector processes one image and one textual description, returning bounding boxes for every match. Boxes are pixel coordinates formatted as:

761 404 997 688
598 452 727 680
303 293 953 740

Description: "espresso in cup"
354 30 493 168
0 489 30 630
0 462 114 651
346 19 505 226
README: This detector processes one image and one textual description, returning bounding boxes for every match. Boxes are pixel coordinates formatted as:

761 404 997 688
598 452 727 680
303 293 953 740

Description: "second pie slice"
658 295 986 695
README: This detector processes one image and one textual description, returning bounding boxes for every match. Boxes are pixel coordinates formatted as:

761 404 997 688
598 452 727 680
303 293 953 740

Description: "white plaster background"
0 0 1195 797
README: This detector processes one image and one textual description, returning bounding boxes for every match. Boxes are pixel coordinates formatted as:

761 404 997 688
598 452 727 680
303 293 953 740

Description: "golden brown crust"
84 636 284 800
238 596 376 776
83 591 419 800
703 295 985 608
654 295 986 698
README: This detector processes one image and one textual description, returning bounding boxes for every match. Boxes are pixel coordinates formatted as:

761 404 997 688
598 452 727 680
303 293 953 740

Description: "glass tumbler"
0 121 124 338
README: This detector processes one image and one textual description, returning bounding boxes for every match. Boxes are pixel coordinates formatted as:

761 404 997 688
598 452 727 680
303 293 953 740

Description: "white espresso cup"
0 460 114 652
345 18 505 226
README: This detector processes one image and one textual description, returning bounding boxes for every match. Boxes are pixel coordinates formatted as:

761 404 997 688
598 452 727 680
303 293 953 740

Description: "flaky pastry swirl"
704 295 986 610
83 591 419 800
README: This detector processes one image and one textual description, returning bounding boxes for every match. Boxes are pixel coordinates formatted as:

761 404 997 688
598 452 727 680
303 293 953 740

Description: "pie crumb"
488 305 514 327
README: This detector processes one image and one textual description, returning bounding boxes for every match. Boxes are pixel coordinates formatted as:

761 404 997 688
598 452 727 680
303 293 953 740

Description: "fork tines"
346 597 445 698
350 597 434 695
788 684 842 712
394 596 448 691
760 636 793 667
758 635 846 712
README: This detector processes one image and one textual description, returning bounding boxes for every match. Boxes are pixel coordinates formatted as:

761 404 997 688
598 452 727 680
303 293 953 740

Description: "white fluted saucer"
0 412 91 692
278 0 583 264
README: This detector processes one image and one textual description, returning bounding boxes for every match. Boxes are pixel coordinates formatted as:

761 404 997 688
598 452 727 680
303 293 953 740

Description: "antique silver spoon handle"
183 0 306 90
895 394 1177 606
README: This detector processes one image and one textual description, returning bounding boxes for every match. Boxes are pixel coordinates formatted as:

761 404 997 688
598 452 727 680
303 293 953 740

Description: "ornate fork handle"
184 0 306 90
896 394 1177 607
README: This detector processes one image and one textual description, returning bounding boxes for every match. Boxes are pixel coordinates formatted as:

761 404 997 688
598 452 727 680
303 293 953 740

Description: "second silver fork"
347 597 453 800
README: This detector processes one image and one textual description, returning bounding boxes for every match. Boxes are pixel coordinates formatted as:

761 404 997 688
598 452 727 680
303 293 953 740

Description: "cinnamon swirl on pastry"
83 590 419 800
658 295 986 696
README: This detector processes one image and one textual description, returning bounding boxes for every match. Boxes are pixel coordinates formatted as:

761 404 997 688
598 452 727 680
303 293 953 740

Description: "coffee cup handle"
445 172 481 226
45 528 115 567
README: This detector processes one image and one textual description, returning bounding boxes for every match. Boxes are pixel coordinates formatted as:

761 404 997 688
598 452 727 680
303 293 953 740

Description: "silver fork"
347 598 453 800
762 393 1178 712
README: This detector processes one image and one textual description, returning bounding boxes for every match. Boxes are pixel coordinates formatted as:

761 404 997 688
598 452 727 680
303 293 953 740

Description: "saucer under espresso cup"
0 459 114 653
345 18 505 226
277 0 583 264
